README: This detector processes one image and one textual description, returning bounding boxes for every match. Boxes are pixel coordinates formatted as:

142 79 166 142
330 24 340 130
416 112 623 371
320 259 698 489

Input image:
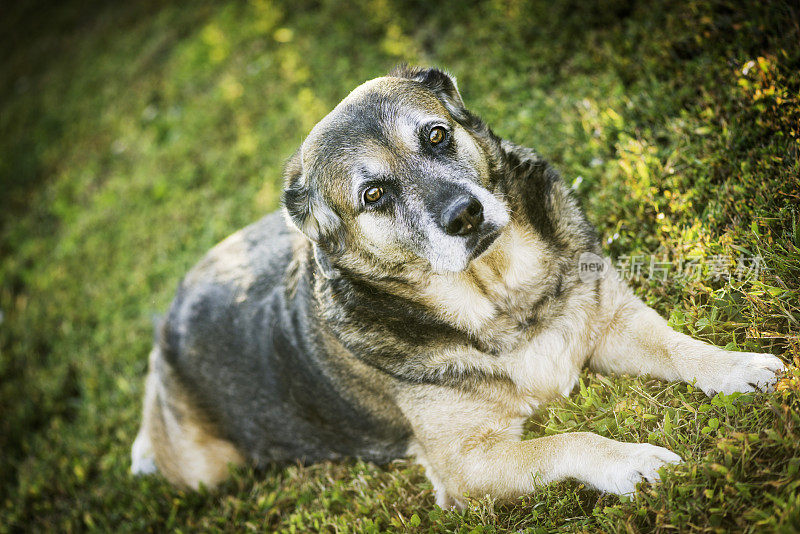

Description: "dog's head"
282 67 510 277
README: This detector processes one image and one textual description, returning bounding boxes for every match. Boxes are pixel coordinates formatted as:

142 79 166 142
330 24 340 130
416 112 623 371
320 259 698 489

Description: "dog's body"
132 67 785 507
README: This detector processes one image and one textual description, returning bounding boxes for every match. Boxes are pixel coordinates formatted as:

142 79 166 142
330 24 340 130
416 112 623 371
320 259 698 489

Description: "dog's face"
283 67 510 275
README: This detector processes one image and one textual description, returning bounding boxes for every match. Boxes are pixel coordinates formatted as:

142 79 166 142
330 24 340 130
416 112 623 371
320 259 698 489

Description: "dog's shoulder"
180 211 294 294
158 211 298 364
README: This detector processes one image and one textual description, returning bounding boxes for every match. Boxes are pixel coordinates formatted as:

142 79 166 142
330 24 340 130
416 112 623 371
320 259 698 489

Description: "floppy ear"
389 65 467 120
281 151 343 278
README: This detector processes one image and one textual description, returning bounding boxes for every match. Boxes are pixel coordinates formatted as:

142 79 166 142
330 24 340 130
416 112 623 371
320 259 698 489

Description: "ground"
1 0 799 532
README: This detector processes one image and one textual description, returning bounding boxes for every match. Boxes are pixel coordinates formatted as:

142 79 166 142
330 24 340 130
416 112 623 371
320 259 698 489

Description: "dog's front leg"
398 386 681 508
589 273 786 396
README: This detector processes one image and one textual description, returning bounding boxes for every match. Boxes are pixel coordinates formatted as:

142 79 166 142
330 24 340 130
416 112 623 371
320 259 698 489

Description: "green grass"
1 0 799 531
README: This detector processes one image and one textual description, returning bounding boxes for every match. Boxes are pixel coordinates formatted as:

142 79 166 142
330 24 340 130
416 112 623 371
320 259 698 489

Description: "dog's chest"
498 310 592 411
424 222 597 409
424 223 556 333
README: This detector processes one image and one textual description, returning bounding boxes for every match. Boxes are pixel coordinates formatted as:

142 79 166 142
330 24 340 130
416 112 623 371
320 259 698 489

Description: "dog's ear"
389 65 466 120
281 151 343 278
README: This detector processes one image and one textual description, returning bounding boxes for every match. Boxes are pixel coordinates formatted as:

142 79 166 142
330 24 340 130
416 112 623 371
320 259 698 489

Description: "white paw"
131 431 158 475
697 351 786 397
589 442 682 496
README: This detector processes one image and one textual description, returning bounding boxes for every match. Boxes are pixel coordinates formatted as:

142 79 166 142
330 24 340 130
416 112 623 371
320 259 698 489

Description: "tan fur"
453 126 491 185
135 349 244 489
399 385 680 508
420 222 550 336
183 230 258 300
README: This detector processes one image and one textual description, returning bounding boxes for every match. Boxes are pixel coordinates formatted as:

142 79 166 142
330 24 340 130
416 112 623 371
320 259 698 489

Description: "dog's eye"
429 126 447 146
362 186 384 204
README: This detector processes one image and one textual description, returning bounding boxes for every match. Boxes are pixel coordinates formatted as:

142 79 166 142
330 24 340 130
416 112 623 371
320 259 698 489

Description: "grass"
1 0 799 531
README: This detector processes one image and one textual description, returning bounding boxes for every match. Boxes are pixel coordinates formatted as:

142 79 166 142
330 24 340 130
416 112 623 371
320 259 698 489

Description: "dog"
131 66 786 508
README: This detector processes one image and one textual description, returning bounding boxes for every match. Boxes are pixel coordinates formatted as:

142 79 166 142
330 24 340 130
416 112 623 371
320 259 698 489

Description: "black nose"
442 196 484 236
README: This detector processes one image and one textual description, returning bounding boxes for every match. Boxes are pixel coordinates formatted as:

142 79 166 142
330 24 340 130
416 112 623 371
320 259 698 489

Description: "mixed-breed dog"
131 66 786 508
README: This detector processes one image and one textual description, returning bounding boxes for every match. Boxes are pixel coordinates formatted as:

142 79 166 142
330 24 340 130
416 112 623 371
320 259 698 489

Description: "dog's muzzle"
440 194 502 262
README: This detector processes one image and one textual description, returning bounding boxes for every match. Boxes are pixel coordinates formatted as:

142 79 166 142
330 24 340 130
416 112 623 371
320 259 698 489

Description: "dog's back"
133 212 409 488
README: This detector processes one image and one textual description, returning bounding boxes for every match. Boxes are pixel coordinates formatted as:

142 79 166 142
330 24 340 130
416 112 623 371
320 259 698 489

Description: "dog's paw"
696 351 786 397
131 431 158 475
587 442 682 496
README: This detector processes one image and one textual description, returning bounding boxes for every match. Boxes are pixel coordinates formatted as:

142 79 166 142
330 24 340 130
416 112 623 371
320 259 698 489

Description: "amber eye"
429 126 447 145
363 186 384 204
